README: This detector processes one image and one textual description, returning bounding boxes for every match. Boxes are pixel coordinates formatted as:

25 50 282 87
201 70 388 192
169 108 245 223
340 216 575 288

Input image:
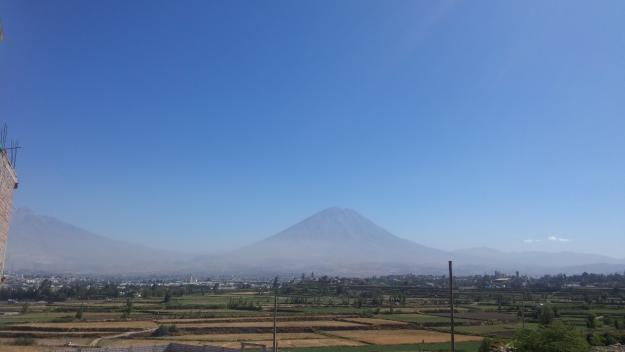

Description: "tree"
163 291 172 304
14 336 35 346
36 279 53 299
587 333 605 346
586 313 597 329
538 305 555 325
272 276 279 292
152 324 178 337
125 298 134 315
514 322 589 352
20 303 29 314
478 338 493 352
75 307 84 320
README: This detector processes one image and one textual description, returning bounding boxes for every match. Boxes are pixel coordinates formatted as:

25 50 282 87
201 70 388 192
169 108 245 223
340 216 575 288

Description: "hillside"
204 207 449 273
5 208 186 274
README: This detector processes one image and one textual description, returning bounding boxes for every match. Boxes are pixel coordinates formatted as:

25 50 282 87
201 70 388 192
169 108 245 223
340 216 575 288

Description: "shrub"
478 338 493 352
75 308 84 320
14 336 36 346
514 322 588 352
152 324 178 337
226 298 262 311
479 337 506 352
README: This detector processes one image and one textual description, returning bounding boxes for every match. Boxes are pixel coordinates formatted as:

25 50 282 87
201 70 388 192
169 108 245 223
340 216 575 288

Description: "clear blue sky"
1 0 624 256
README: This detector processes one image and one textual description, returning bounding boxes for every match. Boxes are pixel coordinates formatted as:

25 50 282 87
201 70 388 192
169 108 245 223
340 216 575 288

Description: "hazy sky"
1 1 624 256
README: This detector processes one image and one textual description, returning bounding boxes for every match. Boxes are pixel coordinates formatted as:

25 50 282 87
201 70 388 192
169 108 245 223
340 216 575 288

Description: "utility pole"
273 277 278 352
521 291 526 329
449 261 455 352
273 293 278 352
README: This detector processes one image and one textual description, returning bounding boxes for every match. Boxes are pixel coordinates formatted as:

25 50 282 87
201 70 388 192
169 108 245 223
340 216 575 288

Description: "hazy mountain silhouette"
6 207 624 276
221 207 448 268
6 208 186 274
191 207 624 276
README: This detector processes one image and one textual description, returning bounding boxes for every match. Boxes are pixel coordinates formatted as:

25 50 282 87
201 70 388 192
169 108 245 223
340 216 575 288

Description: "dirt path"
89 328 157 347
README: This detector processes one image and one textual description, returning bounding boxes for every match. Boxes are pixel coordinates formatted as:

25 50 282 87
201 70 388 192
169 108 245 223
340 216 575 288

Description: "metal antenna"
0 124 7 150
12 140 19 168
9 140 13 164
6 139 21 169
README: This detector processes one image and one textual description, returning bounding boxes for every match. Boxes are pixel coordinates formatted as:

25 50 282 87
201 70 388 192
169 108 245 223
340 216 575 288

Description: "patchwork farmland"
0 292 487 351
2 273 625 351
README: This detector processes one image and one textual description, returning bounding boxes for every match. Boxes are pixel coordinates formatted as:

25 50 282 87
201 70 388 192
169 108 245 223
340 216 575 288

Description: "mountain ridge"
6 208 187 274
5 207 624 276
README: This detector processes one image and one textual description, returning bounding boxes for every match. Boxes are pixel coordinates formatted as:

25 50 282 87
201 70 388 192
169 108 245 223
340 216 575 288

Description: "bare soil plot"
431 311 517 321
100 338 173 348
13 321 157 331
420 307 469 313
217 338 364 349
166 332 324 342
0 312 74 324
0 346 49 352
0 330 109 338
380 308 422 313
325 329 482 345
157 315 346 325
380 314 473 325
102 337 362 349
0 337 93 348
338 318 408 326
83 312 155 321
179 320 364 329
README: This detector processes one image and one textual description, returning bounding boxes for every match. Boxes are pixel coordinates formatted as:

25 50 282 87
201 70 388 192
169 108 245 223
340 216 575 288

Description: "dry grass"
179 320 363 328
0 346 49 352
16 321 157 330
218 338 364 348
0 337 93 348
325 329 482 345
167 333 323 342
100 339 172 348
102 338 360 349
157 315 342 324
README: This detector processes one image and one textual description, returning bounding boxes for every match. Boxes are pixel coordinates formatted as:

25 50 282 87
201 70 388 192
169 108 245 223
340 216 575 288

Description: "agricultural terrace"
0 273 624 351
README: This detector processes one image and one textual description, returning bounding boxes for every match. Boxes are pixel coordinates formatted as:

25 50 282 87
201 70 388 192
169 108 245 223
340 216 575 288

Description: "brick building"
0 149 18 279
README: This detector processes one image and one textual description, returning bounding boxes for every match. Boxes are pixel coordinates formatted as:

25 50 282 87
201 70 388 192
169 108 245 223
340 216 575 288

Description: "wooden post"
273 293 278 352
449 261 455 352
521 291 526 329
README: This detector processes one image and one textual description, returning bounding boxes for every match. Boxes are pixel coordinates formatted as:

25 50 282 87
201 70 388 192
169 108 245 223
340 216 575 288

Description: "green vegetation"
152 324 179 337
514 322 589 352
281 341 482 352
13 336 36 346
226 297 263 311
2 272 625 350
75 307 84 320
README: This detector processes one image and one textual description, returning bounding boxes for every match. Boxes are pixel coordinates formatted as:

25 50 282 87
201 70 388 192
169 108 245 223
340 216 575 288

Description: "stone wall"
0 150 17 276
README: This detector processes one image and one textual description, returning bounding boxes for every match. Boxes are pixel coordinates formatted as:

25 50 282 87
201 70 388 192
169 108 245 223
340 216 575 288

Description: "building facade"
0 149 18 279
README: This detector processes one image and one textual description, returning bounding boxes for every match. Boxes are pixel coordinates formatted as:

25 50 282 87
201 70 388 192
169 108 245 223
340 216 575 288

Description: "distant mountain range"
5 207 625 276
5 208 186 275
